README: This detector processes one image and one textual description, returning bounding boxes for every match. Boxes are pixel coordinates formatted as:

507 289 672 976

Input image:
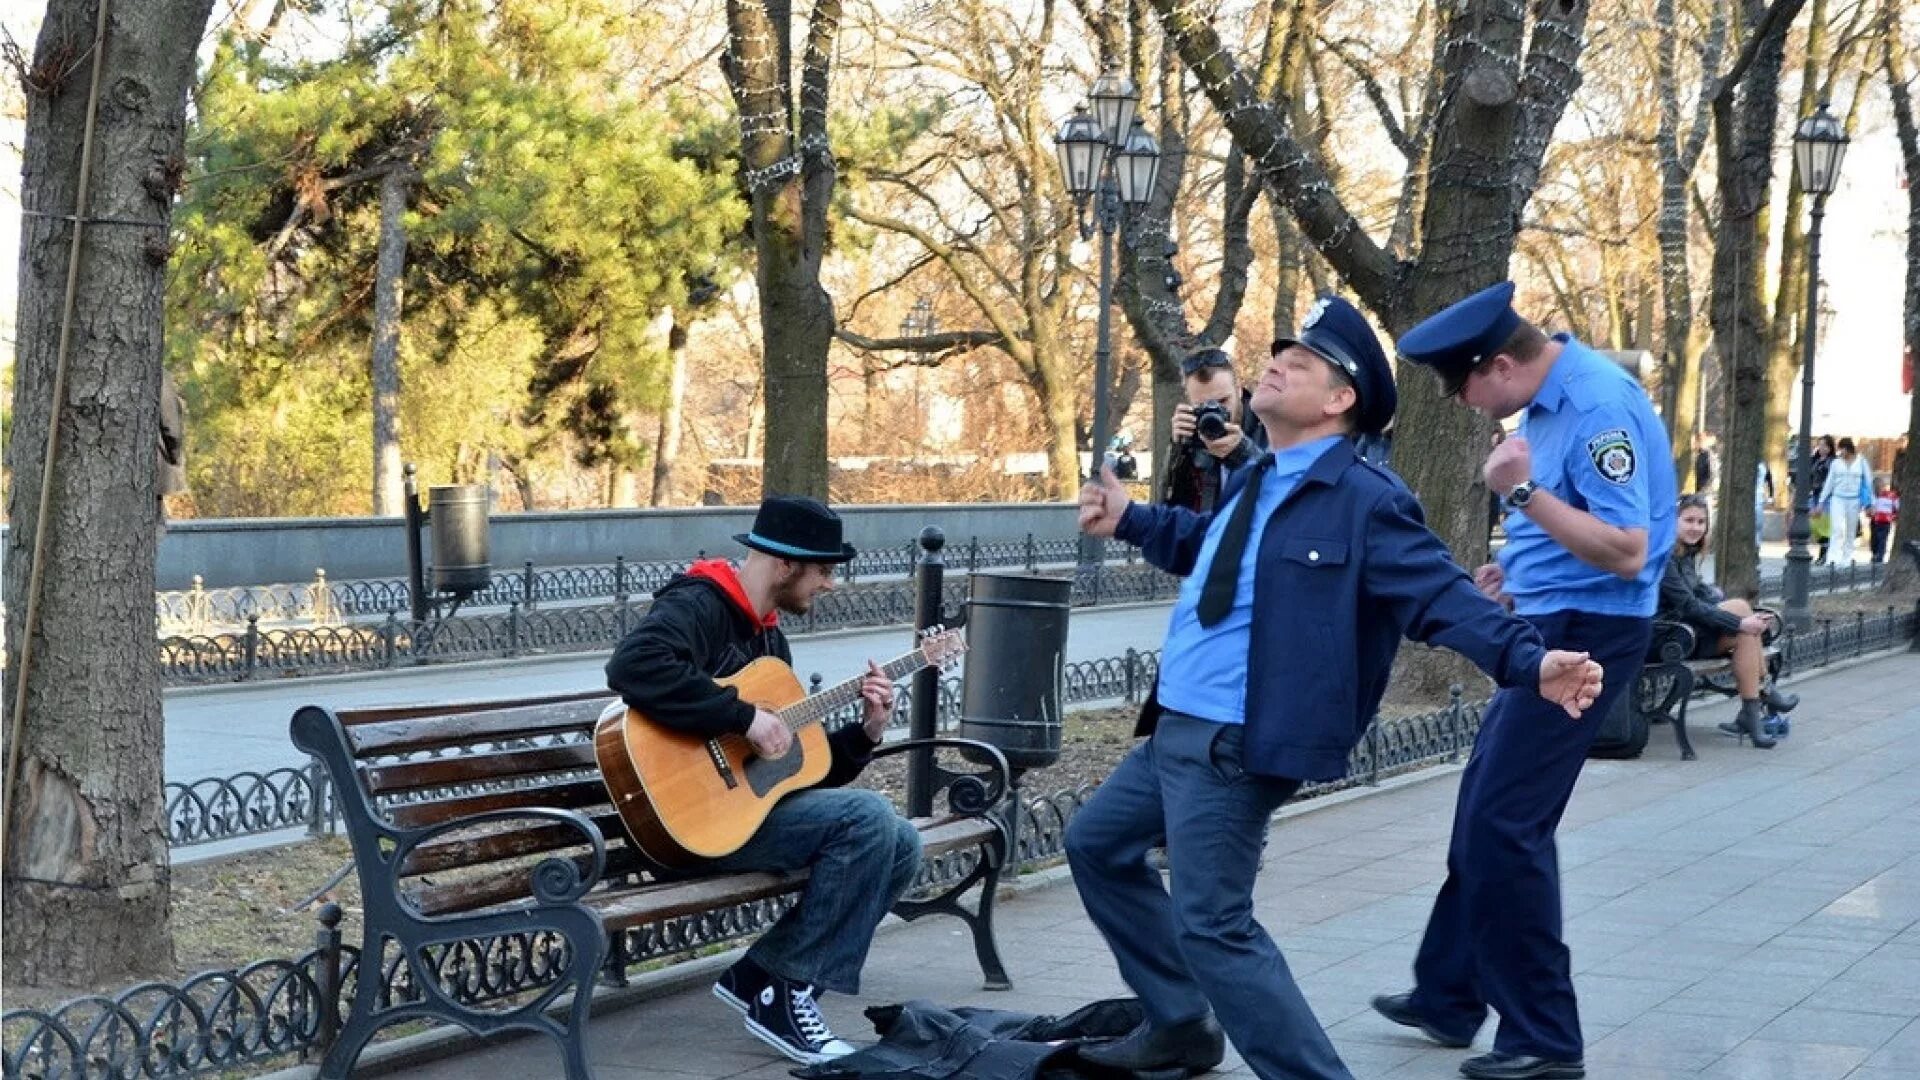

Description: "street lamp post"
1055 73 1161 475
1783 102 1848 631
1056 71 1159 563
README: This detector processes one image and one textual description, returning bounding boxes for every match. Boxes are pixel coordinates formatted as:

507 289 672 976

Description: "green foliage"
169 0 745 515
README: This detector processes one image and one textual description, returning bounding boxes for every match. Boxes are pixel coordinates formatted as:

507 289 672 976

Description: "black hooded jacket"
605 563 878 787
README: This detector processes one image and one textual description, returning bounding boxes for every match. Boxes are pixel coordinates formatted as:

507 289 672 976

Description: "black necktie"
1197 453 1274 627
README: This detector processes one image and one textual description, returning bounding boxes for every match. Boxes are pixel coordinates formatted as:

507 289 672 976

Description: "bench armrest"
1649 620 1697 664
871 737 1012 817
391 807 609 911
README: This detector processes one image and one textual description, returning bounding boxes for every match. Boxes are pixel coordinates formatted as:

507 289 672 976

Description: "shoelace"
789 985 835 1046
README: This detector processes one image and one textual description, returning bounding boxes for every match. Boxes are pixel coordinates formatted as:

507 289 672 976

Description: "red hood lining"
685 559 778 628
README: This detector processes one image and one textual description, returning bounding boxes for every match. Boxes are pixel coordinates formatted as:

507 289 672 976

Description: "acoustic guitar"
593 628 968 867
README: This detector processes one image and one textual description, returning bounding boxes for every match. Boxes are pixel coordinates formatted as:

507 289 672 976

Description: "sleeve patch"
1586 428 1636 485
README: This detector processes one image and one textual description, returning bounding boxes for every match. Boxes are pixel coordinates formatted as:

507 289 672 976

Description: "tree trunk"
1706 0 1805 598
1883 0 1920 592
4 0 216 987
651 317 690 506
370 164 410 516
723 0 841 501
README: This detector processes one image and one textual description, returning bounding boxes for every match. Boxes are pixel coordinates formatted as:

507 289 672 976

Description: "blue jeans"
699 787 922 994
1065 712 1352 1080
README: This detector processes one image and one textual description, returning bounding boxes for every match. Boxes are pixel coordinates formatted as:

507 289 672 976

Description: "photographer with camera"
1163 348 1268 513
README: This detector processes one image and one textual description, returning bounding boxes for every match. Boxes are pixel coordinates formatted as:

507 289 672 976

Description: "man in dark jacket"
1161 347 1269 513
1070 294 1604 1080
605 496 913 1066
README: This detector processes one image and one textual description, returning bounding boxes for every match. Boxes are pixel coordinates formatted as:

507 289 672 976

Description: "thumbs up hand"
1078 466 1130 538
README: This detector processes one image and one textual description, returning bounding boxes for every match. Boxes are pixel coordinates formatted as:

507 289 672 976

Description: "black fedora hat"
734 495 857 564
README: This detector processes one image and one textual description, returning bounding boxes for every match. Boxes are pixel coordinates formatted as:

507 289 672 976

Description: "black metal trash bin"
959 572 1070 771
428 485 492 598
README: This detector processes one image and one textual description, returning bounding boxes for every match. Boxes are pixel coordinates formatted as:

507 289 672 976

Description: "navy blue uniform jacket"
1116 438 1550 782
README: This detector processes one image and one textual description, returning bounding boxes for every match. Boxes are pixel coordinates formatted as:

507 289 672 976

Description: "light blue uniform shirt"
1498 337 1676 618
1158 436 1344 725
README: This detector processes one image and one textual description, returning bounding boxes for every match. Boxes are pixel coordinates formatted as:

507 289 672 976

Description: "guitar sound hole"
742 744 804 797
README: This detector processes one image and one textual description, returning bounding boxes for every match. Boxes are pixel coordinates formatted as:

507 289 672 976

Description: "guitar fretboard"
779 651 928 732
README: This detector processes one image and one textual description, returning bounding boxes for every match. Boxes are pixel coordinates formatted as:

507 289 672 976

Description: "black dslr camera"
1191 401 1232 442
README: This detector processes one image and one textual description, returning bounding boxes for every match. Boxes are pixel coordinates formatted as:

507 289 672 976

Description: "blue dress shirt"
1497 336 1676 618
1158 436 1344 724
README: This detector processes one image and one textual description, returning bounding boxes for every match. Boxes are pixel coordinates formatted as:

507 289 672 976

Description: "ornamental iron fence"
15 604 1916 1079
154 536 1114 634
153 562 1179 686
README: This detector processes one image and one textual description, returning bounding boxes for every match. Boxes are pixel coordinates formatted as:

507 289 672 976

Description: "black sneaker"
742 975 857 1064
712 956 768 1016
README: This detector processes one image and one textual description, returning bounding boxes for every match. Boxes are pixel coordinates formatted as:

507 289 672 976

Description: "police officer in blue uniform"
1072 294 1606 1080
1374 282 1676 1080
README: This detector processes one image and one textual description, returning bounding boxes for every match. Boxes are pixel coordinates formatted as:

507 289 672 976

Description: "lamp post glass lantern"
1783 103 1849 631
1053 69 1159 513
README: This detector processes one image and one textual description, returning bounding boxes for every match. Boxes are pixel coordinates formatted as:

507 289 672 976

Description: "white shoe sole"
712 982 750 1017
741 1015 844 1065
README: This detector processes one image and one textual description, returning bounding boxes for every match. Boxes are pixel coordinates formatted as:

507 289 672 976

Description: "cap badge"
1303 297 1331 331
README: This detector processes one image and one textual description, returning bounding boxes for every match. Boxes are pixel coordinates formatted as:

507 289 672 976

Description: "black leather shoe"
1370 992 1474 1048
1076 1015 1225 1077
1459 1052 1585 1079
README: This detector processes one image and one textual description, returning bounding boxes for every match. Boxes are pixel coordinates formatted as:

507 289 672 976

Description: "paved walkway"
376 651 1920 1080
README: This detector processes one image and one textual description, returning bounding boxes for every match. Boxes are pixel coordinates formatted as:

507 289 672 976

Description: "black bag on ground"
1587 684 1649 760
793 998 1146 1080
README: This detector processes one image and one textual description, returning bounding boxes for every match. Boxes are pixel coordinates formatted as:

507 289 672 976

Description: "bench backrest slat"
335 690 613 727
364 744 600 796
345 699 612 757
401 811 630 876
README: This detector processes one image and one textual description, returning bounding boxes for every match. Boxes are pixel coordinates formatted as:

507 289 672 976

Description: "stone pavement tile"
1698 1038 1870 1079
1750 1006 1912 1050
1842 1068 1919 1079
1583 1026 1731 1072
1860 1017 1920 1070
1567 972 1694 1027
1794 977 1920 1018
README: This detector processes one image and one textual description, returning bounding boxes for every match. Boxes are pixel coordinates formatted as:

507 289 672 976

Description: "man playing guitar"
605 495 907 1065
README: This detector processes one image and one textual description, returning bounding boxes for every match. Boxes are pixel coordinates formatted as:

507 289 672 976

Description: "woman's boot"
1736 700 1776 749
1762 686 1800 714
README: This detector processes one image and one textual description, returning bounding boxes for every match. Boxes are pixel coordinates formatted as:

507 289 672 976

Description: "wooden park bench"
290 690 1012 1080
1634 612 1787 761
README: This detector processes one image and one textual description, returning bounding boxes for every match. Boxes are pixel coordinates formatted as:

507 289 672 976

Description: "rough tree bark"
1654 0 1727 480
4 0 217 986
370 164 411 516
1706 0 1808 597
1148 0 1587 627
723 0 840 499
1883 0 1920 592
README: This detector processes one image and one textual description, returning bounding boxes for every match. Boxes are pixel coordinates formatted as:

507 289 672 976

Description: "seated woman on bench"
1659 495 1798 748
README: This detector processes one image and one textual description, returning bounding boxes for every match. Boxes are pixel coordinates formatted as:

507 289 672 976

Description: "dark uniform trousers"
1410 610 1653 1061
1065 712 1353 1080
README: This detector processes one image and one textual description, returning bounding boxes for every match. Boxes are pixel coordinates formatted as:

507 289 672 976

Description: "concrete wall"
100 503 1080 589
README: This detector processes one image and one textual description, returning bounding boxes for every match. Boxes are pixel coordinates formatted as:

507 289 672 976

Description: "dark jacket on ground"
1657 548 1740 636
1118 438 1549 782
605 561 878 787
1160 389 1269 513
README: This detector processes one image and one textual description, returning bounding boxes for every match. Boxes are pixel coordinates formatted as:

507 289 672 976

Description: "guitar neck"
780 651 930 733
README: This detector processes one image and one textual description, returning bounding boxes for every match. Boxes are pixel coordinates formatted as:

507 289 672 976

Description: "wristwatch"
1503 480 1539 511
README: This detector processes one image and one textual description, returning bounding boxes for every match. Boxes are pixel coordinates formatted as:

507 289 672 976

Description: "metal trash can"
428 485 492 597
959 572 1069 771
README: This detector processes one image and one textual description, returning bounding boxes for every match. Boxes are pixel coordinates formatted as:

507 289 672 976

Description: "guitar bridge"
707 738 739 789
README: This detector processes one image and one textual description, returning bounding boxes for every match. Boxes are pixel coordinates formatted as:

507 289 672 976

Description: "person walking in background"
1755 459 1775 545
1378 281 1675 1080
1692 432 1717 496
1659 496 1798 747
1820 437 1872 565
1869 481 1898 565
1809 435 1835 564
